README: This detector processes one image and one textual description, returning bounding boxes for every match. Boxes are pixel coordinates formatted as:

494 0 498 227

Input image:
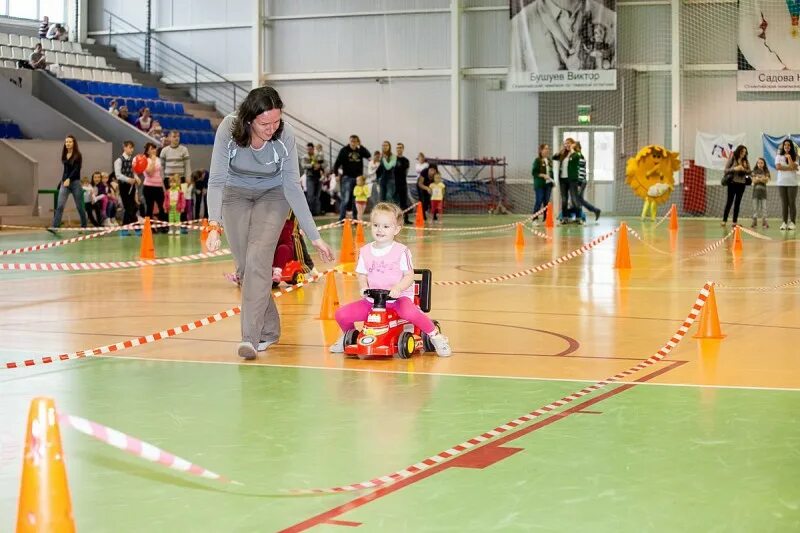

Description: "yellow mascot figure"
625 145 680 221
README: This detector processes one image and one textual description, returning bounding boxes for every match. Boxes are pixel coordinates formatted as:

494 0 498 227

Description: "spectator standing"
38 16 50 38
333 134 370 221
395 142 411 224
114 140 140 235
775 139 799 231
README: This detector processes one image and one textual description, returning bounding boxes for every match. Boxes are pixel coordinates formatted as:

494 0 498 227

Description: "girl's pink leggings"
335 297 436 335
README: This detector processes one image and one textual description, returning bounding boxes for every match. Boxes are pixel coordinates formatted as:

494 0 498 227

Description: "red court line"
279 360 686 533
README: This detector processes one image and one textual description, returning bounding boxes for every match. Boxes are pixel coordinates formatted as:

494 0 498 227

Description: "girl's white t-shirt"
774 154 799 186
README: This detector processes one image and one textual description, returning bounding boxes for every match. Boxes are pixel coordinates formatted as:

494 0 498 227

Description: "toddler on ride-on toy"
329 202 451 357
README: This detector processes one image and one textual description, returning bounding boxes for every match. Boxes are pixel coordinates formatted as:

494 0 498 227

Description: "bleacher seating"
0 121 23 139
61 79 215 145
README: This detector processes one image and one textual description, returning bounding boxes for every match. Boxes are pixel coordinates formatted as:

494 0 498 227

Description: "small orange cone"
339 219 356 265
139 216 155 259
355 221 366 249
514 223 525 247
16 397 76 533
669 204 679 231
732 225 743 252
693 285 726 339
415 203 425 228
318 271 340 320
545 201 555 228
200 218 209 252
614 222 632 269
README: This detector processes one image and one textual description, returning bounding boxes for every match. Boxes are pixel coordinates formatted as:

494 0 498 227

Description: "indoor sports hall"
0 1 798 532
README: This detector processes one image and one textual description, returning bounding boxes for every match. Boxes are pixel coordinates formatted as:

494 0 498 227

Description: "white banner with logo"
694 132 747 170
507 0 617 92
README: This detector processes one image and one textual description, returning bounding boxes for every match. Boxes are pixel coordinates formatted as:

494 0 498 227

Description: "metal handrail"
100 9 345 156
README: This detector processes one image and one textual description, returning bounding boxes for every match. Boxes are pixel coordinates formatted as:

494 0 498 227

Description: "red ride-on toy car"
343 269 441 360
272 260 308 289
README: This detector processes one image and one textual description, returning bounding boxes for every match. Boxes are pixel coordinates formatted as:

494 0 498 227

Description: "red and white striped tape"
433 227 619 286
715 277 800 292
737 225 774 241
283 282 714 494
0 226 117 256
0 224 110 232
625 226 672 256
0 248 231 272
680 229 735 262
522 221 553 241
2 308 240 370
58 412 233 483
652 209 671 228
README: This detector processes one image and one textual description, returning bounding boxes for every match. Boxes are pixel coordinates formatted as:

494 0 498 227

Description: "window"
40 0 67 23
9 0 37 20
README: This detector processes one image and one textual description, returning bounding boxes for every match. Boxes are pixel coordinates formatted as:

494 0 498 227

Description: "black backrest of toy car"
413 269 431 313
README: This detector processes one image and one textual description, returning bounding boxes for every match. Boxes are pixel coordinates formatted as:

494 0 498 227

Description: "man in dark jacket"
333 135 371 221
395 142 411 224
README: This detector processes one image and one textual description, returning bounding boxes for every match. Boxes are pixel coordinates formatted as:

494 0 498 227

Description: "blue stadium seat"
92 96 104 106
174 103 184 115
87 81 101 95
99 82 113 96
183 132 198 145
152 100 167 115
164 102 176 115
7 123 22 138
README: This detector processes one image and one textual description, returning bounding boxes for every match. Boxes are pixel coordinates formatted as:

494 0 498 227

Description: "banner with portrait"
507 0 617 91
738 0 800 91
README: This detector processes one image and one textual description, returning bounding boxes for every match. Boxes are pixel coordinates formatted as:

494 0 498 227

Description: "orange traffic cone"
669 204 679 231
515 223 525 247
614 222 632 269
16 397 76 533
339 219 355 265
415 203 425 228
693 284 726 339
139 216 155 259
355 221 366 249
200 218 209 252
318 271 340 320
545 202 555 228
732 225 743 252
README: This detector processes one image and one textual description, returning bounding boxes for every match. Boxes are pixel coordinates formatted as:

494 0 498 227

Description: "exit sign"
577 104 591 124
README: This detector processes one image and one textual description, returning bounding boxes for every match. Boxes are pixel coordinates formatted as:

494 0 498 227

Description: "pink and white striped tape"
58 413 233 483
680 230 735 262
625 226 672 256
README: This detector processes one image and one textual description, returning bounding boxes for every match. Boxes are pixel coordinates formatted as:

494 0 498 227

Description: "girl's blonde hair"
168 174 181 187
370 202 403 224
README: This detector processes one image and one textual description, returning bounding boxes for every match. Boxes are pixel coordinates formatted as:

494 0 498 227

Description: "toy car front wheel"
397 332 415 359
344 329 359 347
422 320 441 353
291 271 305 285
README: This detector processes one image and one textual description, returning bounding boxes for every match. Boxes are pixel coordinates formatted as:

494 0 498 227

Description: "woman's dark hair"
61 135 81 163
780 139 797 160
231 86 284 147
732 144 749 167
143 142 157 156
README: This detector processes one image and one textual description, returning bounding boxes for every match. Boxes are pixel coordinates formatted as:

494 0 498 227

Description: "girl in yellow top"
353 175 370 220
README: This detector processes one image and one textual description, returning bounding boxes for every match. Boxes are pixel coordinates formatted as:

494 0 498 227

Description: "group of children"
532 138 601 225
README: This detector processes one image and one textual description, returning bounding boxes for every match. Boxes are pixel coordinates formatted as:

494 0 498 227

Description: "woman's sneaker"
329 335 344 353
790 222 797 230
780 222 788 231
237 342 257 360
428 332 452 357
223 272 241 287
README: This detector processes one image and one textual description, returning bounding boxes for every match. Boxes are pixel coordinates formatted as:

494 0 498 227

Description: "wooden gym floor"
0 215 798 532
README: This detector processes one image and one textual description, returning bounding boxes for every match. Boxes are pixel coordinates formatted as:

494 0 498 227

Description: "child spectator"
353 175 369 221
751 157 770 228
429 171 446 223
163 175 186 235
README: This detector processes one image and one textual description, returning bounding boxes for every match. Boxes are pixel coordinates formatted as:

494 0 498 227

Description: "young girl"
81 175 98 227
183 173 195 222
91 171 108 227
353 175 370 220
531 144 554 223
163 174 185 235
429 171 446 223
751 157 770 229
329 202 451 357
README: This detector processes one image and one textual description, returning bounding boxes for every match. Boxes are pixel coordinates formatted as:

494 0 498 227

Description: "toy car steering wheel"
363 288 394 309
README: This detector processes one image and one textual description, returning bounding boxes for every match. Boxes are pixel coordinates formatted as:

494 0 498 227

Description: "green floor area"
1 360 798 532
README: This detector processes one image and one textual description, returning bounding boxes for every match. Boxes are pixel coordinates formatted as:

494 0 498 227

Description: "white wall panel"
270 78 451 160
268 14 449 73
269 0 451 17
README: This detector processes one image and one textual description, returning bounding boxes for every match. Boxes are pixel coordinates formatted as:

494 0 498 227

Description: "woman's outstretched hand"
312 239 335 263
206 229 222 252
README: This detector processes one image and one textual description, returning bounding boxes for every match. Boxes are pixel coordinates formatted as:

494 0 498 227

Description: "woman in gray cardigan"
206 87 334 360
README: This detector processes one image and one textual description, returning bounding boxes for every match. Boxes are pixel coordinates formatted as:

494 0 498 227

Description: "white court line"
91 353 800 393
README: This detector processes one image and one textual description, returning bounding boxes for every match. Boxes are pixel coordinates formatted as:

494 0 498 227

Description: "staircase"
0 192 51 226
85 42 223 130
